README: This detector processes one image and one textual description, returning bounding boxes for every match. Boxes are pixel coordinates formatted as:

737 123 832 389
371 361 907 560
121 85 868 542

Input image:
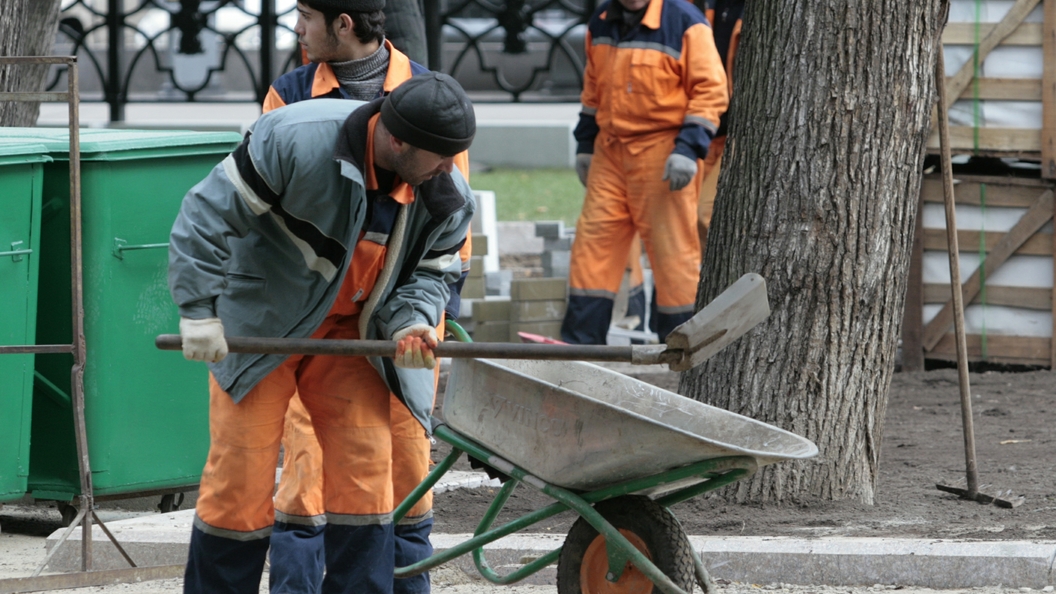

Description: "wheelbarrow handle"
154 334 682 365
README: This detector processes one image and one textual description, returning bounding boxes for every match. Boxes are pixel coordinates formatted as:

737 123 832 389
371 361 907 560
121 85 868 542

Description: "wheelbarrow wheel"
556 495 695 593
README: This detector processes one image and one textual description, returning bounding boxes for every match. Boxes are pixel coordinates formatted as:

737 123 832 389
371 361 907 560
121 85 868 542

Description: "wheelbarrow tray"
442 358 818 492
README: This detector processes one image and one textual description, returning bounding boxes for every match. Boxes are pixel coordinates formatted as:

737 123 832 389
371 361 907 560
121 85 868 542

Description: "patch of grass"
470 167 584 226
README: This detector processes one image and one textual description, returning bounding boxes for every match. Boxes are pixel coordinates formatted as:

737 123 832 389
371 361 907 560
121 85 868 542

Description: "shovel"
156 273 770 372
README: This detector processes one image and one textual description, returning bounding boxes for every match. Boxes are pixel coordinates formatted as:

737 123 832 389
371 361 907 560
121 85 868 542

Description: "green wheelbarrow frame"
392 420 757 594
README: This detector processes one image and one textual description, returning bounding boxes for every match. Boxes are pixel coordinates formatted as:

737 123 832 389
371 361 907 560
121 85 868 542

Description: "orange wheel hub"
579 528 654 593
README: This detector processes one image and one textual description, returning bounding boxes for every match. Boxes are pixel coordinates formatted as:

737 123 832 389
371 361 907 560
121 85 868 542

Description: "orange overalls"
696 0 742 248
561 0 728 344
192 114 422 593
262 45 472 594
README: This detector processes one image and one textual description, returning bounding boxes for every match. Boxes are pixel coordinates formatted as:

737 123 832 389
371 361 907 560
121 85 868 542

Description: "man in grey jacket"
169 72 475 593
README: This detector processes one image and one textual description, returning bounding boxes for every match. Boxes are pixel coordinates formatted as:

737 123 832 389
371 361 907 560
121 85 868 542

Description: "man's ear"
335 13 355 38
389 132 408 155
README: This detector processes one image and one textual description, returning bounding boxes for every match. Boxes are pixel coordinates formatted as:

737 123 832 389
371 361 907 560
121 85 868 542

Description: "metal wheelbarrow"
390 353 817 594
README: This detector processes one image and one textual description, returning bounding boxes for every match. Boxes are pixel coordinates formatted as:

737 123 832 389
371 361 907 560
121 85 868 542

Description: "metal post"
0 55 158 590
259 0 276 103
424 0 442 71
65 56 98 571
106 0 123 122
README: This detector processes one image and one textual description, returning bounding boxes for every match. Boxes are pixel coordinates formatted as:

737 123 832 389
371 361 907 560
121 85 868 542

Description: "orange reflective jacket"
576 0 728 159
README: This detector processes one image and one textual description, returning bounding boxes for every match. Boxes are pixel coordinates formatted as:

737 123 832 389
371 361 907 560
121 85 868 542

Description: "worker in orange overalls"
562 0 728 344
262 3 471 593
172 72 475 593
695 0 742 251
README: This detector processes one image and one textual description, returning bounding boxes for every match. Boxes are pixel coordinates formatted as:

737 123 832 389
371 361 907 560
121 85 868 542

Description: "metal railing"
49 0 591 122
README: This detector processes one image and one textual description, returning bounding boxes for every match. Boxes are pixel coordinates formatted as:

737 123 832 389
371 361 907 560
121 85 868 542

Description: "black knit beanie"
380 72 476 156
306 0 385 14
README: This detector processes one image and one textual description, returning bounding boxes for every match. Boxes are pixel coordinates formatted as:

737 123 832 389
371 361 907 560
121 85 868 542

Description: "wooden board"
921 190 1055 351
942 21 1043 45
922 283 1052 310
926 127 1042 153
923 228 1054 256
921 177 1050 207
944 0 1043 111
928 333 1051 366
951 77 1043 101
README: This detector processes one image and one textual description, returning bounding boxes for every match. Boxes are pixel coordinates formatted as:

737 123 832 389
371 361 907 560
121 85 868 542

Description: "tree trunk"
679 0 947 505
0 0 63 127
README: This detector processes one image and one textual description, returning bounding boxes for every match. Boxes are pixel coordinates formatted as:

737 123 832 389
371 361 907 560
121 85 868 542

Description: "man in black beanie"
267 5 472 588
170 72 475 594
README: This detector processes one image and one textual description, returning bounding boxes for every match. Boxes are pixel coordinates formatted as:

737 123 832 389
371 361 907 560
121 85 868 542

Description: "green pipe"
392 446 463 525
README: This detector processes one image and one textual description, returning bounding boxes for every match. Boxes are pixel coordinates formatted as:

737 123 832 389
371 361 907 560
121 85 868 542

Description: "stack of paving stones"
468 297 512 342
507 277 567 341
461 255 487 300
461 278 568 343
534 220 573 278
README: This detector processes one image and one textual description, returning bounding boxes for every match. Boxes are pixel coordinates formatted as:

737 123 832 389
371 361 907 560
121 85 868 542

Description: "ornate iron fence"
50 0 591 121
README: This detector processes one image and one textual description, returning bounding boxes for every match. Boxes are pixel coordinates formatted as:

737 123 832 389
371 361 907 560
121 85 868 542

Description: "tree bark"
0 0 63 127
679 0 947 504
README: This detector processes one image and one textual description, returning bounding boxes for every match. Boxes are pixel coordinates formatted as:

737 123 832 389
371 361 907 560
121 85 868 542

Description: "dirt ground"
431 366 1056 542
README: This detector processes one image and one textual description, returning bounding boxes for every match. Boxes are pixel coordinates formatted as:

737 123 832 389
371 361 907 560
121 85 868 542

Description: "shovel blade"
665 273 770 371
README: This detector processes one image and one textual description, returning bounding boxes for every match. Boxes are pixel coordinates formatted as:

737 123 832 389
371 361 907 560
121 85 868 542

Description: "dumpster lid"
0 128 242 160
0 140 53 165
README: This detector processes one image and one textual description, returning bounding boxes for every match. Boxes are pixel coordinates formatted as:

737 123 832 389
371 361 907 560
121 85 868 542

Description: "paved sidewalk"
38 506 1056 589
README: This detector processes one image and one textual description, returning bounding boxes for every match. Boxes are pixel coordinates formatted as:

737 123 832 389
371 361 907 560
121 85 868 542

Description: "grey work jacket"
168 98 475 431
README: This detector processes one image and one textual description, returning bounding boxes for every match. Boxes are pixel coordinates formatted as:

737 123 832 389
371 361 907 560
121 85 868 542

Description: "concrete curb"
44 512 1056 588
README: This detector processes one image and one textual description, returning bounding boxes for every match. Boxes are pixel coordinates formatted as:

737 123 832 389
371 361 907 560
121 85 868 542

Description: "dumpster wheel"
556 495 695 594
57 501 79 527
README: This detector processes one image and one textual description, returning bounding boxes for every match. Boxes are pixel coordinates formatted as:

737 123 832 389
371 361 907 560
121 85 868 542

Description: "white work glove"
392 324 439 369
662 153 698 191
575 153 592 187
179 317 228 363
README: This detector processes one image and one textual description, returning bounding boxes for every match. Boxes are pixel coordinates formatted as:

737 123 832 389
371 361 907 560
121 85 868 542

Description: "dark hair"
351 10 386 44
304 2 385 45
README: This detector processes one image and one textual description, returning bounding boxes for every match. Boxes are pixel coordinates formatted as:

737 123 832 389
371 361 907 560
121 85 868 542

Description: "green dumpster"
1 129 242 503
0 142 50 502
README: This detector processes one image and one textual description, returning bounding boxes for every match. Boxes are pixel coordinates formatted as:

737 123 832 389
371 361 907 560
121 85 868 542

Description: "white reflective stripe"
193 513 272 541
364 231 390 245
581 106 597 116
223 155 271 216
275 511 327 527
656 303 695 315
568 287 617 300
326 511 393 526
684 114 719 134
270 213 339 282
222 155 338 282
418 253 460 272
397 510 433 526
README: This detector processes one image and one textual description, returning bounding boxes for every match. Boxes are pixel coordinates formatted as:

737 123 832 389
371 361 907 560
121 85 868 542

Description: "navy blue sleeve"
673 122 713 161
574 112 600 155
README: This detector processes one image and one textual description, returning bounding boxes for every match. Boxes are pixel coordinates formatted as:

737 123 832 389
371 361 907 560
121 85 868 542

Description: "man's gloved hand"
179 317 228 363
662 153 698 191
392 324 440 369
575 153 593 187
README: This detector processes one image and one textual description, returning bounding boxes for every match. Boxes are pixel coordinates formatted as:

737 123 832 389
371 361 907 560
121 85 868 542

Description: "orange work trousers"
195 315 396 534
625 134 725 280
696 135 726 250
273 322 443 525
570 132 702 316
